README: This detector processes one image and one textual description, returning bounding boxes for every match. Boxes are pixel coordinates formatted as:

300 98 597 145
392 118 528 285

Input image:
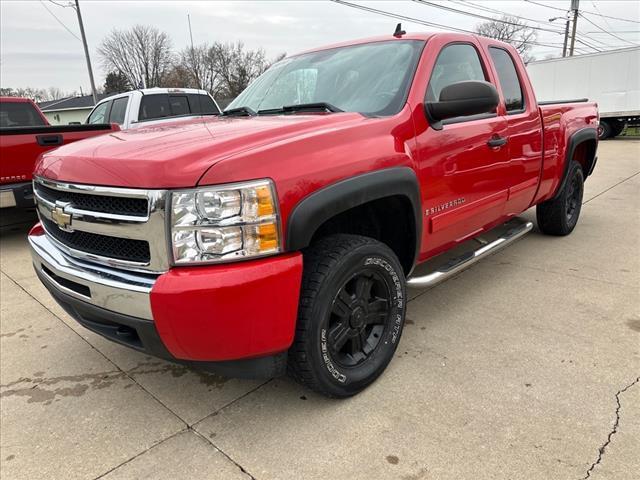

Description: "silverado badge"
51 203 73 231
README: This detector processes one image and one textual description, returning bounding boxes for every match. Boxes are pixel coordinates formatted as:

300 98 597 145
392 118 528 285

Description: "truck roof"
293 32 512 57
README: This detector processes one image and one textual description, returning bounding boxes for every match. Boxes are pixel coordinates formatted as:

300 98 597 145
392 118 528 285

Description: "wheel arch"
286 167 422 274
554 127 597 199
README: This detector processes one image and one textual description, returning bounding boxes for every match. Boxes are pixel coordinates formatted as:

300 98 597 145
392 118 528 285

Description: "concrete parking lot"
1 139 638 480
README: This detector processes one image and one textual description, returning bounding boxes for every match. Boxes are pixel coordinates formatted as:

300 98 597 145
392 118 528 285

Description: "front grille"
42 217 150 263
36 183 148 217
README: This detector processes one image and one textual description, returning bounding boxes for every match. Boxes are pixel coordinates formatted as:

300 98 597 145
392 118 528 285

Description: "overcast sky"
1 0 638 93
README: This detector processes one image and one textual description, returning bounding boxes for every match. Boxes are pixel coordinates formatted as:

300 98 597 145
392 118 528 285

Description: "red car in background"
0 97 119 210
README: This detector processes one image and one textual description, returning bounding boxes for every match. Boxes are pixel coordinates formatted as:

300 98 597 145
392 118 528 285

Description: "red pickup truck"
28 32 598 397
0 97 119 211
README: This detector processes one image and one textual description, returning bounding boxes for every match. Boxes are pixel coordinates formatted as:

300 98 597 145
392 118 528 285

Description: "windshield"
227 40 425 116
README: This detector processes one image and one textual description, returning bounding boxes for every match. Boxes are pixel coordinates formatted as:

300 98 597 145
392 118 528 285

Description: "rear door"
414 40 510 256
487 45 543 215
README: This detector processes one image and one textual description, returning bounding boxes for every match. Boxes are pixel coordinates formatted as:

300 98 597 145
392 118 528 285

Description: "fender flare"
286 167 422 263
554 127 598 199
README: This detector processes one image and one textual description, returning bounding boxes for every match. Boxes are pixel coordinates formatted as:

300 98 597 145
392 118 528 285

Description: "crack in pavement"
582 170 640 205
581 376 640 479
192 428 257 480
92 428 189 480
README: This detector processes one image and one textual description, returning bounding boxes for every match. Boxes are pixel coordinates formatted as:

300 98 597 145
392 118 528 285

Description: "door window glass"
109 97 128 124
489 47 524 112
426 44 487 102
87 101 110 124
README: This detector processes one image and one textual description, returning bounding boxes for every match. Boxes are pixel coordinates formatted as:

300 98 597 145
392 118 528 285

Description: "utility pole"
562 17 570 57
74 0 98 103
569 0 580 56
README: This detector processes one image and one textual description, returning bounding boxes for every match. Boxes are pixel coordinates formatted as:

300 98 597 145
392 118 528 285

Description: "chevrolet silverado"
28 31 598 397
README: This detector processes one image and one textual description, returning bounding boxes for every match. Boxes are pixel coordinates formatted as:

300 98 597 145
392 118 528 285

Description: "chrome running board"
407 218 533 288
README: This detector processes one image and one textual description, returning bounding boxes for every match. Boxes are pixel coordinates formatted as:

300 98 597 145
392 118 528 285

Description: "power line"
524 0 567 13
412 0 565 34
39 0 80 41
525 0 640 24
584 30 640 34
451 0 565 31
578 12 639 46
461 0 619 52
330 0 572 50
590 0 614 32
48 0 72 7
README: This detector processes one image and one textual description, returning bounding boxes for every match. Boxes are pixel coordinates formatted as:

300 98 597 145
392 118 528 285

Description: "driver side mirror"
425 80 499 129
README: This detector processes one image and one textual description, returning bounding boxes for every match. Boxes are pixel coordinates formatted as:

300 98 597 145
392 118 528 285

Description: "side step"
407 218 533 288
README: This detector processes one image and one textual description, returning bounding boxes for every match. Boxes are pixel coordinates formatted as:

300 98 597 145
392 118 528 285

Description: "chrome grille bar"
33 177 170 273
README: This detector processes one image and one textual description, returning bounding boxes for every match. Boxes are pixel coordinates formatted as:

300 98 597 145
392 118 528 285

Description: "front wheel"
536 160 584 236
288 234 406 398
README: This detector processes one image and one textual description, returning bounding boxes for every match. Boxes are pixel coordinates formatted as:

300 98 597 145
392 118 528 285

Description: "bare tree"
47 87 66 100
98 25 173 88
0 87 75 102
178 44 220 92
178 41 285 98
209 41 272 98
475 15 537 62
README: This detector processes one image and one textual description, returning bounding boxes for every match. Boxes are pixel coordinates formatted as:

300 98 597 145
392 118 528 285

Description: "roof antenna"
393 23 406 37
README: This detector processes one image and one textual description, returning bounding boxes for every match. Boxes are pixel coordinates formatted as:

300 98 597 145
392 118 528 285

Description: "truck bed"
534 100 599 204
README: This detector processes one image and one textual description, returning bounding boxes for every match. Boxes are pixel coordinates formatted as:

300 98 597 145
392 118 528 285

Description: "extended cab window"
87 101 111 124
187 94 219 115
139 95 171 121
426 44 487 103
109 97 128 125
489 47 524 112
169 95 189 116
0 101 47 127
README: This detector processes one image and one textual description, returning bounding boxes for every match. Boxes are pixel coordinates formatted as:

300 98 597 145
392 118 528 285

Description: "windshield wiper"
257 102 343 115
222 106 257 117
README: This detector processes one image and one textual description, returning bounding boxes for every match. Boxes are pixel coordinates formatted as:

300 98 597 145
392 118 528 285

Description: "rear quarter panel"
533 102 598 204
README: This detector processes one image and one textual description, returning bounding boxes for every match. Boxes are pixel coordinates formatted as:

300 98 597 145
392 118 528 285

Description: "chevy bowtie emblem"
51 203 73 231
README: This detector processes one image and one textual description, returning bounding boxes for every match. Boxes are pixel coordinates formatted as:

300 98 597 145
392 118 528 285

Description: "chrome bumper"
29 233 157 320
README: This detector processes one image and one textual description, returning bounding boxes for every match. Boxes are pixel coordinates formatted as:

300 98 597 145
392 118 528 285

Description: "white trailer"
527 47 640 139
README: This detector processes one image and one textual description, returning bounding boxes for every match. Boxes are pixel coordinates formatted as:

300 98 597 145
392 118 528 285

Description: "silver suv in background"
86 88 220 129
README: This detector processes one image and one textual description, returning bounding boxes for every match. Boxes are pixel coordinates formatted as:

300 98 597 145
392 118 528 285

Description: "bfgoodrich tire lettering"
288 234 406 398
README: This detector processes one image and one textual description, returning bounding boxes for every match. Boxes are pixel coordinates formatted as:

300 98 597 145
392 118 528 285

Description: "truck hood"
35 113 365 188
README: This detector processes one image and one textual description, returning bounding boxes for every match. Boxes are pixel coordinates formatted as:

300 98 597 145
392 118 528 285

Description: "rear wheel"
610 120 625 138
598 120 612 140
536 161 584 236
288 234 406 398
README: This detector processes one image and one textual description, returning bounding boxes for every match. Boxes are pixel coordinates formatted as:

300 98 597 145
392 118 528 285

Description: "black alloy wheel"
328 270 391 368
288 234 406 398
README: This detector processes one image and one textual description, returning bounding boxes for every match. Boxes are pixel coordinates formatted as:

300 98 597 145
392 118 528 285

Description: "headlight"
170 179 280 264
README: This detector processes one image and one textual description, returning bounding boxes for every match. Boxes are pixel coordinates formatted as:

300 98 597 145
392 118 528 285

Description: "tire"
288 234 406 398
598 120 612 140
610 120 625 138
536 161 584 236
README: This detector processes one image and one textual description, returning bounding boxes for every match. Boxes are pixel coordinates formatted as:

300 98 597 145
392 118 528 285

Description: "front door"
414 41 511 259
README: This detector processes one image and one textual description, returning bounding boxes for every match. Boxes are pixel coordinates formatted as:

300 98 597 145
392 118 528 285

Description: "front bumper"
29 224 303 373
0 181 35 209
